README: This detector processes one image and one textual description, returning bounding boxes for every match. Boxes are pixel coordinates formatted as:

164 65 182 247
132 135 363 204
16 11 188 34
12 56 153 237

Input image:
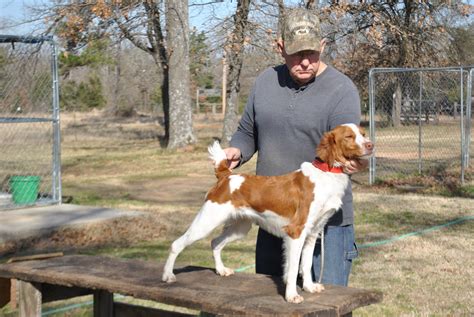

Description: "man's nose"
300 57 310 67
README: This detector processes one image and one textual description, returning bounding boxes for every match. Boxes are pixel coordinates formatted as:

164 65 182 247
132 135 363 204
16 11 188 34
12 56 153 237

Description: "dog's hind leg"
211 219 252 276
162 201 233 283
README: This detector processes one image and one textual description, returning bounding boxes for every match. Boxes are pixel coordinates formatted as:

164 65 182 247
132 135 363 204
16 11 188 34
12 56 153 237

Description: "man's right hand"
223 147 241 170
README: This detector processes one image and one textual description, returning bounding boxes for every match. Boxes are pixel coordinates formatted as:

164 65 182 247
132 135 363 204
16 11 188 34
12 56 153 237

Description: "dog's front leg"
283 236 306 303
300 231 325 294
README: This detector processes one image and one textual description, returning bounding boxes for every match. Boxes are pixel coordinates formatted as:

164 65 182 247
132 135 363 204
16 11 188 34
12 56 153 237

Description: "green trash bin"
9 176 41 205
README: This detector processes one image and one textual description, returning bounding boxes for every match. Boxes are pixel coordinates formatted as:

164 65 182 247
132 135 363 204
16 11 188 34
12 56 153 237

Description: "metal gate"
368 67 472 185
0 35 61 209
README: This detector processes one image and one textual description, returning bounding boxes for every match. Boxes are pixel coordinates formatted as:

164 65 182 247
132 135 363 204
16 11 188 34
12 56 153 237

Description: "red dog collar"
312 159 344 174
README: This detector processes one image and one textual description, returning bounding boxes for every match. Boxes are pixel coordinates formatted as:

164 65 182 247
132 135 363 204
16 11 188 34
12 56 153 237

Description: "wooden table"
0 255 382 316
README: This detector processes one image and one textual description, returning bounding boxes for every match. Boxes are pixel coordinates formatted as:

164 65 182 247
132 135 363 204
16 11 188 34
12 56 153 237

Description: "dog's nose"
365 141 374 151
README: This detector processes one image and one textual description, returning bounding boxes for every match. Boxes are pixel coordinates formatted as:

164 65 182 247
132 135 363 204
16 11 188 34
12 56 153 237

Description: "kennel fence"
0 35 61 209
368 67 473 185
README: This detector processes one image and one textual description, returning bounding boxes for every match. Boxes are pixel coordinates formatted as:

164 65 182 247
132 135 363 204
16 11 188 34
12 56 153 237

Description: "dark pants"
255 225 358 286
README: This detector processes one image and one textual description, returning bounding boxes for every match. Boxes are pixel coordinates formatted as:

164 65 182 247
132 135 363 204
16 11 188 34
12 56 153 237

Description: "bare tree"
167 0 196 148
45 0 195 148
319 1 471 89
221 0 251 145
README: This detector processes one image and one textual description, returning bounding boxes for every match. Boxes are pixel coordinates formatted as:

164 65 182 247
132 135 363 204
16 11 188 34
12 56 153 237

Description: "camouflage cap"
282 8 322 55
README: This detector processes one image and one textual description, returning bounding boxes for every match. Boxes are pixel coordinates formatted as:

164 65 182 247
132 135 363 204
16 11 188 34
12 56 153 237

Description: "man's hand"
223 147 242 170
343 159 369 175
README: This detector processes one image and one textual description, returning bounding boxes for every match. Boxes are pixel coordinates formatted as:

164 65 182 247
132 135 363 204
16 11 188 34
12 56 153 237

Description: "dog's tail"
208 141 231 179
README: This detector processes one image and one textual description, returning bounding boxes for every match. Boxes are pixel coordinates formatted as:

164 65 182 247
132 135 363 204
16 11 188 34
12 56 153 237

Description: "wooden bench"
0 255 382 316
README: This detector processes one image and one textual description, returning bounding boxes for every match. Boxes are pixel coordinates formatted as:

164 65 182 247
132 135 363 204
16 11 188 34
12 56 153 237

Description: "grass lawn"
1 112 473 316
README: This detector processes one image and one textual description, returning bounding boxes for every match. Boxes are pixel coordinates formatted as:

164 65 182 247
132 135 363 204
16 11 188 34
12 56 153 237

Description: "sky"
0 0 46 34
0 0 307 35
0 0 241 35
4 1 470 36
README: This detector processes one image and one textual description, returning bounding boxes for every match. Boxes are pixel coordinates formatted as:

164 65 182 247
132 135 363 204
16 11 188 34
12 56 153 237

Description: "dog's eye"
345 135 353 139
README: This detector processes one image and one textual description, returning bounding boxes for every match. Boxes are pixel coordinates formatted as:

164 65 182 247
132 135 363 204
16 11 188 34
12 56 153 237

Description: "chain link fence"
368 67 473 185
0 35 61 209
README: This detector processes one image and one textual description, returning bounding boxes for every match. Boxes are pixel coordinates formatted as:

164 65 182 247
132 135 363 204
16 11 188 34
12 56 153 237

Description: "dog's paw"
285 293 304 304
216 266 234 277
303 282 325 293
162 272 177 283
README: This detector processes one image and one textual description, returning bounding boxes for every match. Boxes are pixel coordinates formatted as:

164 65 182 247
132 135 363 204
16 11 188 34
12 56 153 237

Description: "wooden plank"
7 252 63 263
302 283 383 315
0 277 10 307
240 283 370 317
94 290 114 317
18 281 41 317
0 255 382 316
114 302 196 317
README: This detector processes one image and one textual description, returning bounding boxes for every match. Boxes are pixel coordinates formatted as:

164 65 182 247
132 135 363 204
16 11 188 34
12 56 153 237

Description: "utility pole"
222 50 227 115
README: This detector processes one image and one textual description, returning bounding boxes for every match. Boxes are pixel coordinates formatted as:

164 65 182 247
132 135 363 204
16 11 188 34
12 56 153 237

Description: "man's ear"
319 38 327 55
276 39 285 56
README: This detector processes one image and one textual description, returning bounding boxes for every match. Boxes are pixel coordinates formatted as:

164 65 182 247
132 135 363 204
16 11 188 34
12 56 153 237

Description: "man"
224 8 366 286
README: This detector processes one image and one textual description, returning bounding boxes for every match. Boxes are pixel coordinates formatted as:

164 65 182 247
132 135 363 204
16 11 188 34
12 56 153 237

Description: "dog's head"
316 124 374 167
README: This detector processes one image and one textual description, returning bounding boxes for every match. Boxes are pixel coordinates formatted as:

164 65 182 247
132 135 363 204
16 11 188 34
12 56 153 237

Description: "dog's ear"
317 131 336 167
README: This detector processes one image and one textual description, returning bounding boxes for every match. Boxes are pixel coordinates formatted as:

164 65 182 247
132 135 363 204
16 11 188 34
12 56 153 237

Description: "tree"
449 22 474 66
317 1 472 90
221 0 251 145
166 0 196 148
190 29 214 90
308 1 472 127
49 0 195 148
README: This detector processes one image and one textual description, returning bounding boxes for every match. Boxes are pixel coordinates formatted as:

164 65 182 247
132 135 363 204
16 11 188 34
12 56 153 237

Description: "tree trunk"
166 0 196 148
162 68 170 144
221 0 251 146
148 50 170 146
111 42 121 114
392 82 402 127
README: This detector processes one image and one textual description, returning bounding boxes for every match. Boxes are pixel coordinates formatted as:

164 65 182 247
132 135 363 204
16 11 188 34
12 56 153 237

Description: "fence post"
368 69 376 185
222 55 227 115
418 71 423 174
460 68 465 184
466 69 473 170
51 39 62 204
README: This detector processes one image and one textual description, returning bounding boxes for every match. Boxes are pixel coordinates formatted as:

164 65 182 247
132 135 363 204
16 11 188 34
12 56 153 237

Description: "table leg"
18 281 41 317
94 290 114 317
0 278 10 308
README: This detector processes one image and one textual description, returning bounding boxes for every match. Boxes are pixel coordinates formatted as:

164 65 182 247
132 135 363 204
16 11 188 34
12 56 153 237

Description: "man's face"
278 40 326 86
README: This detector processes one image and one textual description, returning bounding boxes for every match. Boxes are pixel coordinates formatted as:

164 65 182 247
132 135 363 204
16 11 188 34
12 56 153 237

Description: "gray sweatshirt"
230 64 361 226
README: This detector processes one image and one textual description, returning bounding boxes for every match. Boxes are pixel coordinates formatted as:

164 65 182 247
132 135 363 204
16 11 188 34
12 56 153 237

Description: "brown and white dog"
162 123 374 303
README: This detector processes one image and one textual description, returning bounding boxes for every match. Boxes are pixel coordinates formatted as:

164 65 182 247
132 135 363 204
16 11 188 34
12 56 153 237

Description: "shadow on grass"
77 240 255 269
355 213 473 254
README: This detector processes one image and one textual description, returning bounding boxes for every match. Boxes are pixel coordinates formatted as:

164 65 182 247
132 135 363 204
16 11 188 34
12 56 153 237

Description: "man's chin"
295 75 314 84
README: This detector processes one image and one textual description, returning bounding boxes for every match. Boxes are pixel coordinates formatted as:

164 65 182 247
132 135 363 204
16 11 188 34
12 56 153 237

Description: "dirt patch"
128 175 216 204
0 212 181 258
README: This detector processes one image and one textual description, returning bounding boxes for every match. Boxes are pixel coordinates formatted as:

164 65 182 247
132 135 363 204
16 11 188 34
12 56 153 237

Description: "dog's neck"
312 158 344 174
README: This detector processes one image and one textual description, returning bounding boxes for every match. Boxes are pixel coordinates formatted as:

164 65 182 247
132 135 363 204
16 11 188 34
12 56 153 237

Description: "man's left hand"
343 159 369 175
